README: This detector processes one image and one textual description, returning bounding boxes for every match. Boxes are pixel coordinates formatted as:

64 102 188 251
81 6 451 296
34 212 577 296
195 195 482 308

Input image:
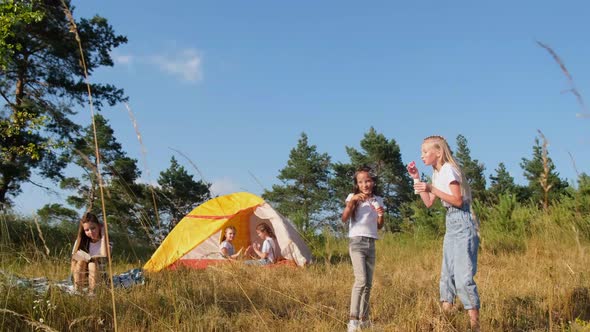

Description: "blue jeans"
244 258 272 266
349 236 376 320
440 205 480 310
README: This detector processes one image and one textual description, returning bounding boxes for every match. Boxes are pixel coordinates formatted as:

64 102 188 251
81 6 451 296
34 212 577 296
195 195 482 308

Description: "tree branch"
26 179 61 197
0 89 15 108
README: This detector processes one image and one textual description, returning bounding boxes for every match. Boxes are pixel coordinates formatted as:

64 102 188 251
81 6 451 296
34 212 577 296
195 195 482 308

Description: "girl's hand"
413 181 430 193
350 193 367 204
407 161 419 179
253 243 261 251
374 207 384 216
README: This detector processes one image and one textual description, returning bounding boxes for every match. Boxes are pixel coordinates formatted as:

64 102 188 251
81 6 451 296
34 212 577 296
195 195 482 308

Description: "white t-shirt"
220 241 234 256
345 193 384 239
88 241 101 256
261 237 277 263
433 163 462 208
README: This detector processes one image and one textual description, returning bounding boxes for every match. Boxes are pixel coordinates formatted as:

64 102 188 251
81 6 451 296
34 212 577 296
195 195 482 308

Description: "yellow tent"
143 192 312 272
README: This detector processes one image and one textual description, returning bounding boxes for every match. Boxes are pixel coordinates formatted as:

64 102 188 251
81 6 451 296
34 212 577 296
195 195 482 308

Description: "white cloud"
210 177 241 196
114 54 133 65
149 48 203 83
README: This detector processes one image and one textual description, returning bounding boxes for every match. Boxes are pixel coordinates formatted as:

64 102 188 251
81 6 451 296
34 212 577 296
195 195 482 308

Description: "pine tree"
488 163 517 203
455 135 487 203
489 162 514 191
331 127 413 231
520 136 568 207
0 0 43 69
60 114 145 234
262 133 331 234
157 156 211 229
0 0 127 206
36 203 79 224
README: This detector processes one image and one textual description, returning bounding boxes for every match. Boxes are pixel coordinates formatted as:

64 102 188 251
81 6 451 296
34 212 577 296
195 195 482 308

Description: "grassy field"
1 209 590 331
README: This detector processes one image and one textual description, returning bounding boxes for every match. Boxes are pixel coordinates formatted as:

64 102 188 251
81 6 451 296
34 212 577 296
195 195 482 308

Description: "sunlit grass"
1 214 589 331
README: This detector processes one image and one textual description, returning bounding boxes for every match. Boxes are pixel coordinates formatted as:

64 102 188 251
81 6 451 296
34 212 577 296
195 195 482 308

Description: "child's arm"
434 181 463 207
377 214 384 230
72 249 91 262
414 181 438 207
252 242 268 259
246 245 256 259
408 162 438 207
415 181 463 207
341 194 364 222
231 247 243 259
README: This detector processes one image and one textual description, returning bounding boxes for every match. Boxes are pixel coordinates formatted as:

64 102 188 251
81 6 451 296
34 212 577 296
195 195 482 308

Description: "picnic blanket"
0 268 145 294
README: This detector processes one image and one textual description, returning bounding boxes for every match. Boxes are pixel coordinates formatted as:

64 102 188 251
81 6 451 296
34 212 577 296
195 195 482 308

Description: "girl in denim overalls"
407 136 480 331
341 166 385 332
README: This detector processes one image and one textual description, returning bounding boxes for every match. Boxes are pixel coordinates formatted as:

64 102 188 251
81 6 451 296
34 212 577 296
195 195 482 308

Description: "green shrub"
479 194 534 254
0 213 153 264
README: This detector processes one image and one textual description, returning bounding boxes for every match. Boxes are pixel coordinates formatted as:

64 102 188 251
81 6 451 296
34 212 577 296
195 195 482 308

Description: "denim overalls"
440 204 480 310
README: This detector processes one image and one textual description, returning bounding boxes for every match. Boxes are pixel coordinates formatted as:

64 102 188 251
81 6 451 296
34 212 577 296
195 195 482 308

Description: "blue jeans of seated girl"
349 236 376 320
244 258 272 266
441 205 480 310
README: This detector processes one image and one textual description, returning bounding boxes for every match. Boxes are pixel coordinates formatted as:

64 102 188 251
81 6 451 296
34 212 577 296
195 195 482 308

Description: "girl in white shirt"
341 166 385 331
70 212 109 295
408 135 480 332
220 226 243 259
246 223 278 265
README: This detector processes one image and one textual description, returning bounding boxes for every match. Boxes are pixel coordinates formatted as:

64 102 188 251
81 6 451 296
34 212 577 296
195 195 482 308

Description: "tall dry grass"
1 218 589 331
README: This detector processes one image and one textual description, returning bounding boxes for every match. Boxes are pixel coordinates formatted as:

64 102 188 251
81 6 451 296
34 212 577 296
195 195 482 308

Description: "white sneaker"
359 320 373 329
347 319 360 332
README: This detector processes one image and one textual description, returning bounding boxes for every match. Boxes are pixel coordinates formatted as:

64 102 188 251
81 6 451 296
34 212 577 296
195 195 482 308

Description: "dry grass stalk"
234 277 271 332
102 162 157 241
210 264 345 324
72 147 102 210
572 225 584 258
67 315 102 331
122 298 175 331
28 222 37 248
0 214 11 245
124 102 161 229
168 147 207 185
167 147 231 215
537 130 552 211
60 1 118 330
567 151 580 179
33 217 50 257
0 308 58 332
537 41 589 118
248 170 267 192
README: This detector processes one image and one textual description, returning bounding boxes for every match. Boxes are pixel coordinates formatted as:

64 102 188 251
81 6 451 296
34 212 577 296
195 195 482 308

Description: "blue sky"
14 1 590 214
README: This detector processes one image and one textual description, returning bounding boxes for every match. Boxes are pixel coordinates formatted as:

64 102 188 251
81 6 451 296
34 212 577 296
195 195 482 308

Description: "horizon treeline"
4 115 590 243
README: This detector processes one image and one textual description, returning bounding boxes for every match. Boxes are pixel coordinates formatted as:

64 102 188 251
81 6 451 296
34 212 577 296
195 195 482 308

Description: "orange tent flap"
143 192 264 272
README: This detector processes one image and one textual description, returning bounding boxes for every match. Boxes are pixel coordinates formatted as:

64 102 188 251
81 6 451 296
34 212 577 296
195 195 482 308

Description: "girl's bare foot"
468 309 480 331
441 301 454 313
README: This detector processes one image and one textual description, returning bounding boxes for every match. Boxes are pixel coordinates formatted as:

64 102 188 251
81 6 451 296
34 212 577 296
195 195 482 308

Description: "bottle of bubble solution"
413 178 420 194
371 199 383 216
